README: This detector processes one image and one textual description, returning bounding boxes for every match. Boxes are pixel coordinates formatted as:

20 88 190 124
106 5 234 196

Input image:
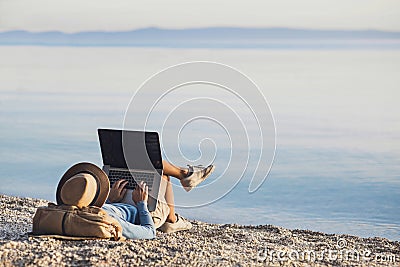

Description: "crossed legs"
151 161 215 232
162 160 188 180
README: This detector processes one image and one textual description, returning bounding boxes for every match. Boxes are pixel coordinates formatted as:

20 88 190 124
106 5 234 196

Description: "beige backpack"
32 203 124 241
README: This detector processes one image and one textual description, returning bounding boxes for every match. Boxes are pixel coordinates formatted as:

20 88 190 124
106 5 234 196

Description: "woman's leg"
157 174 193 233
162 175 177 223
162 160 188 180
163 160 215 192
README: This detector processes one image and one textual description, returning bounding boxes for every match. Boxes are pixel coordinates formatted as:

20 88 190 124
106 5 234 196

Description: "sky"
0 0 400 33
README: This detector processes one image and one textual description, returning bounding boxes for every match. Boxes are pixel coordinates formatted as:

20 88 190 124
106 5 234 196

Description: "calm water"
0 46 399 240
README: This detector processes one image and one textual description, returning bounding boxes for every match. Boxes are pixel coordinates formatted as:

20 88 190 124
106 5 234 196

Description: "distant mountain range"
1 27 399 49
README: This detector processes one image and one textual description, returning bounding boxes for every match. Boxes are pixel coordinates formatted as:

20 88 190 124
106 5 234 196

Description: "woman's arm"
103 181 156 239
119 201 156 239
102 203 156 239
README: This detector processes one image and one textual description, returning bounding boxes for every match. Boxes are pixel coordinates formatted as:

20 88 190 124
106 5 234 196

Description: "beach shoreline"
0 194 398 266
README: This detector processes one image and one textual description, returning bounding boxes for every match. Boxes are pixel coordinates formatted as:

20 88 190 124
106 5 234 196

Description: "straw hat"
56 162 110 208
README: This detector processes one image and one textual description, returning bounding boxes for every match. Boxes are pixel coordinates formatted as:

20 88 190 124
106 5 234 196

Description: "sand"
0 194 398 266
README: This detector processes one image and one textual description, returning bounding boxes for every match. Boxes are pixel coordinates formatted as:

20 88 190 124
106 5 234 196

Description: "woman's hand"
132 181 148 204
108 179 128 203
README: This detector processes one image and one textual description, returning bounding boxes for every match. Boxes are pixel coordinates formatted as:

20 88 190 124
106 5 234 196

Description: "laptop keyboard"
108 169 155 190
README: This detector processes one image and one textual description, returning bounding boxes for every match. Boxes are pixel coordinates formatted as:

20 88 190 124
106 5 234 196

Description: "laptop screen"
98 129 163 171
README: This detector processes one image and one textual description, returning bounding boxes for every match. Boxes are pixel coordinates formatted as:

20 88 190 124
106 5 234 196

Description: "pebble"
0 194 399 266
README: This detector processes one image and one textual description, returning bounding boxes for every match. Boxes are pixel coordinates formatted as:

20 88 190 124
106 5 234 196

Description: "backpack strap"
61 212 68 236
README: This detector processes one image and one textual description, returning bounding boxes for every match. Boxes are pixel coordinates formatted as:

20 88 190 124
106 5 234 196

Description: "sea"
0 45 399 241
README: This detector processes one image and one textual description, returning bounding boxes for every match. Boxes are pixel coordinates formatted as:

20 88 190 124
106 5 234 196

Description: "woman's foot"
158 213 192 233
180 164 215 192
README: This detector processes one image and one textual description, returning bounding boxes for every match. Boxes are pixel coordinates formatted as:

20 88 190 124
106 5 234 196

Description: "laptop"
97 128 166 212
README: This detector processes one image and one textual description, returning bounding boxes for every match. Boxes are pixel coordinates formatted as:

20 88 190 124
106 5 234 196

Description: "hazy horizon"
1 0 399 32
2 26 400 34
2 27 400 50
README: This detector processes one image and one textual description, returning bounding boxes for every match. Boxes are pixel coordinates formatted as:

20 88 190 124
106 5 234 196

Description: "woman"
103 161 215 239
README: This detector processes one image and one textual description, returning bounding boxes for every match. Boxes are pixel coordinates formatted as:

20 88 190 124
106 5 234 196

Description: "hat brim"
56 162 109 207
